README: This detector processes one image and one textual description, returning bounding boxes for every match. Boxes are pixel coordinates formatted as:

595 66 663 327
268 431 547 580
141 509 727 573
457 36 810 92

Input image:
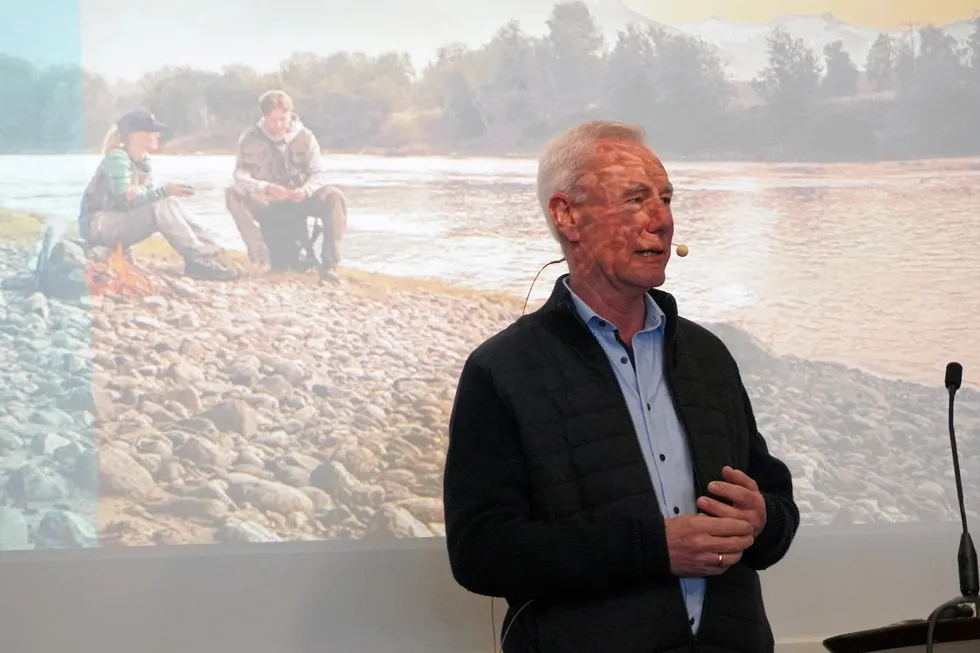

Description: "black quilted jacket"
443 275 799 653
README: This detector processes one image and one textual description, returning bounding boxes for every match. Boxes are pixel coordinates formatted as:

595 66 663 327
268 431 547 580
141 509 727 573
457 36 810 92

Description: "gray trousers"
225 185 347 270
87 197 220 263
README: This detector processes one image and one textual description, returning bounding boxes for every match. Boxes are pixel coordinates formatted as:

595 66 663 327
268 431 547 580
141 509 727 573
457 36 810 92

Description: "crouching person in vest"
79 110 238 281
225 90 347 284
444 121 800 653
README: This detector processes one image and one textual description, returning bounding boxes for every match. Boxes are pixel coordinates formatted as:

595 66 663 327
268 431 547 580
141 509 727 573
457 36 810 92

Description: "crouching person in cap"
79 109 238 281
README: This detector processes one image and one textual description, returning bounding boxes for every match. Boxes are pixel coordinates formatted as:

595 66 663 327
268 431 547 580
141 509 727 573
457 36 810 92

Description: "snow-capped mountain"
14 0 975 81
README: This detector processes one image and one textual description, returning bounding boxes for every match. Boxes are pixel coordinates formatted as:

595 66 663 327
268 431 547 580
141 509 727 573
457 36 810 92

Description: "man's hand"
265 184 306 202
665 514 755 578
164 183 194 197
697 467 767 537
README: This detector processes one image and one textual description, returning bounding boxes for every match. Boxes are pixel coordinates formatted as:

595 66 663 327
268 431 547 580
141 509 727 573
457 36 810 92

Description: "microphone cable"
521 257 566 316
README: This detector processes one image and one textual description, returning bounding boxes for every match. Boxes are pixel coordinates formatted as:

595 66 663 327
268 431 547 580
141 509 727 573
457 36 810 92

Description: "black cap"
117 109 166 136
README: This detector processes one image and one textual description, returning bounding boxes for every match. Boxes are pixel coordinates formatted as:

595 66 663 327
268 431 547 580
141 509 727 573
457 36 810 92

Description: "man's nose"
643 203 671 231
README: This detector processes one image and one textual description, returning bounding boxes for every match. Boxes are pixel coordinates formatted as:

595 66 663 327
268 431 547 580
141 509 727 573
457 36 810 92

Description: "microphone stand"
925 365 979 653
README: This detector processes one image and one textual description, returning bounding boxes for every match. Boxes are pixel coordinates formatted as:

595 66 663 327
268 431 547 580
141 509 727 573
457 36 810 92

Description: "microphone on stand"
925 362 979 652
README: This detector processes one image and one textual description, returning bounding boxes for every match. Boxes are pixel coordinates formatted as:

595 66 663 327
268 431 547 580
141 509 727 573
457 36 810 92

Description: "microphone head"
675 244 689 257
946 362 963 391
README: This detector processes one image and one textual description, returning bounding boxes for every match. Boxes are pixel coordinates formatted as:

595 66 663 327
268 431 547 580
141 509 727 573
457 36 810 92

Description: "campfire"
85 243 154 298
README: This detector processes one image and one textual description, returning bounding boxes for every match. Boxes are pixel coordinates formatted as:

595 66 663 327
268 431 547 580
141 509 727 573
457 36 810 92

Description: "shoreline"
2 223 980 549
0 206 974 391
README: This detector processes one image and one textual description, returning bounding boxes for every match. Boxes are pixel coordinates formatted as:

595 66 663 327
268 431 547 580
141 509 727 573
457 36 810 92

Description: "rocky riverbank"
0 236 977 550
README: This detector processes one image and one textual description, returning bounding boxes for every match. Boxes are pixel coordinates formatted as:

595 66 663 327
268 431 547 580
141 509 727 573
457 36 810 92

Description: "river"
1 153 978 386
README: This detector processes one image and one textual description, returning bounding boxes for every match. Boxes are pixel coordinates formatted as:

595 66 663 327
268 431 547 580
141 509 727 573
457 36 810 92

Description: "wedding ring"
718 553 724 567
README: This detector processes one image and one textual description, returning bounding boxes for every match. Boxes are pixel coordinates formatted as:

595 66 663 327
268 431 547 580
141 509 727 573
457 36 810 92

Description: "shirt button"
659 454 666 462
620 356 628 364
598 320 606 327
673 506 680 515
646 403 651 410
689 618 695 626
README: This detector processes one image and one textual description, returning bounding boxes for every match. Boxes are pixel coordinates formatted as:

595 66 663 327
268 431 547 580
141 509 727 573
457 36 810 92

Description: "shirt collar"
562 277 665 334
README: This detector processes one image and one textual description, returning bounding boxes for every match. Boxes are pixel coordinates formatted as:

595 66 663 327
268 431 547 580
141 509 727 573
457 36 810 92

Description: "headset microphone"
675 244 689 257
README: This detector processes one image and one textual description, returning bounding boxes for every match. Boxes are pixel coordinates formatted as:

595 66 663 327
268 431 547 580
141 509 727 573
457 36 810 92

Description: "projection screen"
0 0 978 565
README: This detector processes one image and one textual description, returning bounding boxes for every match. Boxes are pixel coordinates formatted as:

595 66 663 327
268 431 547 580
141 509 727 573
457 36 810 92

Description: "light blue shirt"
564 279 705 632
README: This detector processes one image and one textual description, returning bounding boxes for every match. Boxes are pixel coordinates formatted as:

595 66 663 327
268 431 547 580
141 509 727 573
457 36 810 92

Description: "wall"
0 523 960 653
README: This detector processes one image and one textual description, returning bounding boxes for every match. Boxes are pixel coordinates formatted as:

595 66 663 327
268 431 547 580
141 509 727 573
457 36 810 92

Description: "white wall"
0 523 960 653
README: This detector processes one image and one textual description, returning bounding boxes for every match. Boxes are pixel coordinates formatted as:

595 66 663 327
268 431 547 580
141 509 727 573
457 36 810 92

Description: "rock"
310 461 386 508
0 507 32 550
6 463 68 502
99 446 159 500
58 385 116 419
176 436 231 467
229 478 315 516
166 361 205 384
30 432 73 456
36 510 98 548
217 518 282 543
256 374 291 398
366 503 434 538
167 386 203 413
199 400 256 438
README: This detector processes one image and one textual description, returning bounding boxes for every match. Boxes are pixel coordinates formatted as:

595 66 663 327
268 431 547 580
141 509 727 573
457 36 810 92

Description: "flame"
86 243 154 298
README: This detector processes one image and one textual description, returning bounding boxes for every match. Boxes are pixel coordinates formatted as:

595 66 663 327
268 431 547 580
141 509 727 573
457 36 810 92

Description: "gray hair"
536 120 647 242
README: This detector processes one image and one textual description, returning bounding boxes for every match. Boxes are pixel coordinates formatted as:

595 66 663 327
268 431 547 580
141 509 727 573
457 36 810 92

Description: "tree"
822 40 859 97
0 55 39 151
605 25 732 153
417 44 488 143
542 1 606 126
968 16 980 74
752 27 823 155
915 25 965 91
865 33 894 91
471 21 548 143
754 28 822 109
894 40 916 90
604 24 658 125
33 64 85 151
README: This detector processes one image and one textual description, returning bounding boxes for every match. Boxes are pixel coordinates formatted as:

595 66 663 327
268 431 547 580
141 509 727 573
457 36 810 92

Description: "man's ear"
549 193 580 243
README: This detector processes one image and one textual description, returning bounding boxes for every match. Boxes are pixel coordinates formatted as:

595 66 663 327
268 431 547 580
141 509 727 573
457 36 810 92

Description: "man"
80 109 237 281
443 120 799 653
225 90 347 283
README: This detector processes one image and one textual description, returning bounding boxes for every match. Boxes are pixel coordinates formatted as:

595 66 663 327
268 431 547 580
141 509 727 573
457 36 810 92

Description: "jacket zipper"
564 305 701 643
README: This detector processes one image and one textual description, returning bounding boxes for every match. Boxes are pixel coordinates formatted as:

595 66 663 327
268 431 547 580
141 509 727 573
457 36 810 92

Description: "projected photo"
1 0 979 549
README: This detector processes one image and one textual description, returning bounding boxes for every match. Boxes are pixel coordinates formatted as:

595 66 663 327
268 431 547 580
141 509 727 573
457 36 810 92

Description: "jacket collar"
539 274 680 346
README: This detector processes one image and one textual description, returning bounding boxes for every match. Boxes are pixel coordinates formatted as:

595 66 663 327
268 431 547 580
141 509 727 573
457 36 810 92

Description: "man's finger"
701 516 754 537
708 534 755 554
697 496 741 520
722 466 759 492
708 481 755 505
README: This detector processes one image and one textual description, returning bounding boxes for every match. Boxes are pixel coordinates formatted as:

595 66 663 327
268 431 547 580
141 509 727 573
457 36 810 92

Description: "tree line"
2 2 979 162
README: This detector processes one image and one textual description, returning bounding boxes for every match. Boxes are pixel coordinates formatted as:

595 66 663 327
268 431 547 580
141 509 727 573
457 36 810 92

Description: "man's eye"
627 197 643 204
662 196 672 206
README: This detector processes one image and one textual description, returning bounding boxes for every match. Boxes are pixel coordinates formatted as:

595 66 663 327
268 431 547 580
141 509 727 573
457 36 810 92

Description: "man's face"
263 107 292 139
553 138 674 292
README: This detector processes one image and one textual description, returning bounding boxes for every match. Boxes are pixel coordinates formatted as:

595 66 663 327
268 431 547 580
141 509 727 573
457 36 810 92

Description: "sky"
628 0 979 27
3 0 977 80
